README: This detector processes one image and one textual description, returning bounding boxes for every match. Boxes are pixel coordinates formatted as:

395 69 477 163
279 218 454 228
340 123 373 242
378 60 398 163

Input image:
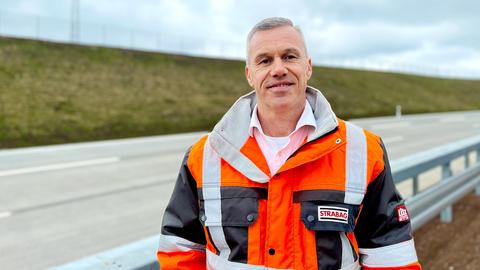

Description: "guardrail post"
476 149 480 196
412 175 419 195
440 162 453 222
465 153 470 168
395 105 402 119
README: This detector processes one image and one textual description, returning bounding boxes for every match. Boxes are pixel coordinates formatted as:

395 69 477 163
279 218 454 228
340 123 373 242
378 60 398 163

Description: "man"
157 17 421 270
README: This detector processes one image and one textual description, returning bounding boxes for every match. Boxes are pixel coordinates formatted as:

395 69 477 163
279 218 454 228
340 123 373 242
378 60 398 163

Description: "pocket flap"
198 187 266 227
301 201 359 232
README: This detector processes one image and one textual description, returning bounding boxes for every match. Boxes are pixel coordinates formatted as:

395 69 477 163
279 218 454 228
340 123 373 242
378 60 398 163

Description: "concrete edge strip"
50 235 159 270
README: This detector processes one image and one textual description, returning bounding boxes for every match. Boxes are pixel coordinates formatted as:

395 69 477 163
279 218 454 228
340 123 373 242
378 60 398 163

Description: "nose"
270 57 288 78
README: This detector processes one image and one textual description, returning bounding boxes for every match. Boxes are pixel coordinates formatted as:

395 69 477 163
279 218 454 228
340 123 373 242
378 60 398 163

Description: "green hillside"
1 37 479 148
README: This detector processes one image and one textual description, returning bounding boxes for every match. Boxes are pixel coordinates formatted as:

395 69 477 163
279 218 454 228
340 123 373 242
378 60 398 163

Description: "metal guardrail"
391 134 480 194
52 135 480 270
391 134 480 225
406 165 480 231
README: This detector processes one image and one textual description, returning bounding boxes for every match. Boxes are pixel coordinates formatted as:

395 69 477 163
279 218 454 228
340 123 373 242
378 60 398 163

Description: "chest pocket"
198 186 266 263
294 189 361 270
300 200 359 232
294 189 361 229
198 186 266 226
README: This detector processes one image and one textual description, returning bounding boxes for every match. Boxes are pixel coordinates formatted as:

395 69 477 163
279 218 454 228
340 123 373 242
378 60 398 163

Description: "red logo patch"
318 206 349 224
396 205 409 222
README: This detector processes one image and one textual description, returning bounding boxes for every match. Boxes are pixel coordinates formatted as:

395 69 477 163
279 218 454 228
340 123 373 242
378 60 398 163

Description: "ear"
245 65 253 87
306 57 313 80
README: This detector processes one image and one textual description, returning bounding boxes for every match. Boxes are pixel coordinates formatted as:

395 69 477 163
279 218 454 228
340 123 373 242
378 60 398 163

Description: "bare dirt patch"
414 193 480 270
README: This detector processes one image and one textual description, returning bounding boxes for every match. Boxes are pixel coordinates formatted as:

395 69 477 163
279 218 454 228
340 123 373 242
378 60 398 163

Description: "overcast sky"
1 0 480 78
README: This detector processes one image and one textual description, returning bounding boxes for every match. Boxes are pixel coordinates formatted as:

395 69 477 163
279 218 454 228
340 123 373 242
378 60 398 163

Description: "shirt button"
307 215 315 222
246 214 255 222
268 248 276 255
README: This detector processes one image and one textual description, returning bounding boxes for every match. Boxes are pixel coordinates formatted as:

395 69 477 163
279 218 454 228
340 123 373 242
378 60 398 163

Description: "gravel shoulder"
414 193 480 270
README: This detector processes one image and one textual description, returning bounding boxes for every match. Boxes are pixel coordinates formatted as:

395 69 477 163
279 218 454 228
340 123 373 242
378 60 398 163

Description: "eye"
284 54 297 60
258 58 271 65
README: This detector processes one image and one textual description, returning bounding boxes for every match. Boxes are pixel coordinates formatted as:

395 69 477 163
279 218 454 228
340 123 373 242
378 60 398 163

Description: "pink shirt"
249 101 317 176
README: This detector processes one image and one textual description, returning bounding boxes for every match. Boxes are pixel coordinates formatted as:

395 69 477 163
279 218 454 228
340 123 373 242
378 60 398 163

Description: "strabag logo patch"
396 205 410 222
318 206 349 224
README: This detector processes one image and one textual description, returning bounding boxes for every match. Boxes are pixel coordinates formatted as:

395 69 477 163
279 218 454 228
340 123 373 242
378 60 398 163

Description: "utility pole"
70 0 80 42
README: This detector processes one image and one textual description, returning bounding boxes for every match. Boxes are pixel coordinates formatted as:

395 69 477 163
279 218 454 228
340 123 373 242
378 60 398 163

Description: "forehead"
248 26 306 57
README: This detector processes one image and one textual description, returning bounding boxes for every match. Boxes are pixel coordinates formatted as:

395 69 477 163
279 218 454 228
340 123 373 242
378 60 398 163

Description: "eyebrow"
253 47 302 63
283 48 301 56
254 53 270 63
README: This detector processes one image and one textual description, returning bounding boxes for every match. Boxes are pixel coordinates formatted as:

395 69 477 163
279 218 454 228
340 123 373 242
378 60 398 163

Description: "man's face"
246 26 312 112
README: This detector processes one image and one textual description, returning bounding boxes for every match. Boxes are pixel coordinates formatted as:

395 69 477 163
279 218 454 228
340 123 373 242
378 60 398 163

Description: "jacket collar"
208 86 339 183
248 100 317 138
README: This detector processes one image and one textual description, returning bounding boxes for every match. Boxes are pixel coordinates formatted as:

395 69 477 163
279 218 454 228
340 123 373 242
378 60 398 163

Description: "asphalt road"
1 110 479 270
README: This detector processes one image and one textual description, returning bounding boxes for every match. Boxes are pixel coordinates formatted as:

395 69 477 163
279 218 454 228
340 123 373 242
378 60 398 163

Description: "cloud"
305 21 460 58
0 0 57 16
1 0 479 77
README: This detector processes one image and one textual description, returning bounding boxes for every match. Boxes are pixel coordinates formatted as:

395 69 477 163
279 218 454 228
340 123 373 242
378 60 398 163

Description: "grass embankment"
1 37 479 148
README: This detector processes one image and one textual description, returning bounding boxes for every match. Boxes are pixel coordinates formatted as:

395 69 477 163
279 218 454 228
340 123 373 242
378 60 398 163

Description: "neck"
257 102 305 137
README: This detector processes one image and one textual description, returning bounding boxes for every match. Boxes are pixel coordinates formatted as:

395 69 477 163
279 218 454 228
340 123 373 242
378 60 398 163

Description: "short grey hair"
246 17 308 64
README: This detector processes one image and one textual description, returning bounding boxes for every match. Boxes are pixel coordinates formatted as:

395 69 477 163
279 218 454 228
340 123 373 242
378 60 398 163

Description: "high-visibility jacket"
157 87 421 270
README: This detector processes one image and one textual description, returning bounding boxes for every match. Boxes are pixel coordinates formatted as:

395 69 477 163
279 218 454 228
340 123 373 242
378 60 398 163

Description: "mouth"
266 81 295 89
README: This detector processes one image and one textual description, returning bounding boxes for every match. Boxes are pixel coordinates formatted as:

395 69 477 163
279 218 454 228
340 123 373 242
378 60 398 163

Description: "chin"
268 99 294 110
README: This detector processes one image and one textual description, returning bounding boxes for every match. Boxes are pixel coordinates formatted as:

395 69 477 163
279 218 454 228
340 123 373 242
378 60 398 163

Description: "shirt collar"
248 100 317 137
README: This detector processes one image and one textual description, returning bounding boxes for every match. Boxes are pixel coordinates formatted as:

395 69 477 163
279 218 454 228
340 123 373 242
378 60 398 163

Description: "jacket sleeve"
354 141 421 270
157 148 206 269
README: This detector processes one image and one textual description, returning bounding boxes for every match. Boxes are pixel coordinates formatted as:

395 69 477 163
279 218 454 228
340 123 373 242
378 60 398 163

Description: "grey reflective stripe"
203 139 231 259
206 249 290 270
359 239 418 267
208 226 230 260
340 232 355 268
305 86 339 142
158 234 205 252
339 260 361 270
209 132 269 183
344 122 367 205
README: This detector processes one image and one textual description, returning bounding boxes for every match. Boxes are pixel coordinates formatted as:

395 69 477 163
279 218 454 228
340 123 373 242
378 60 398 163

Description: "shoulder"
338 119 386 180
186 134 209 185
337 118 383 153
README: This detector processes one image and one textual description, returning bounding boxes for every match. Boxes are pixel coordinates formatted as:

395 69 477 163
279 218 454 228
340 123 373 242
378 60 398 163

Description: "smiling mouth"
267 82 294 89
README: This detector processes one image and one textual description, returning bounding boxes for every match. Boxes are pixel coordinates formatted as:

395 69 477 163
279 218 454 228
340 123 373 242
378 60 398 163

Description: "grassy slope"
1 37 479 148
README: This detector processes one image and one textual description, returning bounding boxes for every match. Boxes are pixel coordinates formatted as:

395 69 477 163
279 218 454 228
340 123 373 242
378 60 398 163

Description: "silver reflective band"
203 139 231 260
339 260 361 270
206 249 290 270
158 234 205 252
209 132 270 183
340 232 355 268
359 239 418 267
206 248 361 270
344 122 367 205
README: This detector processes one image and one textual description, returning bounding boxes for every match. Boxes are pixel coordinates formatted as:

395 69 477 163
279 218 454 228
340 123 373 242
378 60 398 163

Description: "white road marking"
371 121 411 130
0 212 12 219
0 157 120 177
383 136 404 144
439 116 466 123
0 132 205 156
